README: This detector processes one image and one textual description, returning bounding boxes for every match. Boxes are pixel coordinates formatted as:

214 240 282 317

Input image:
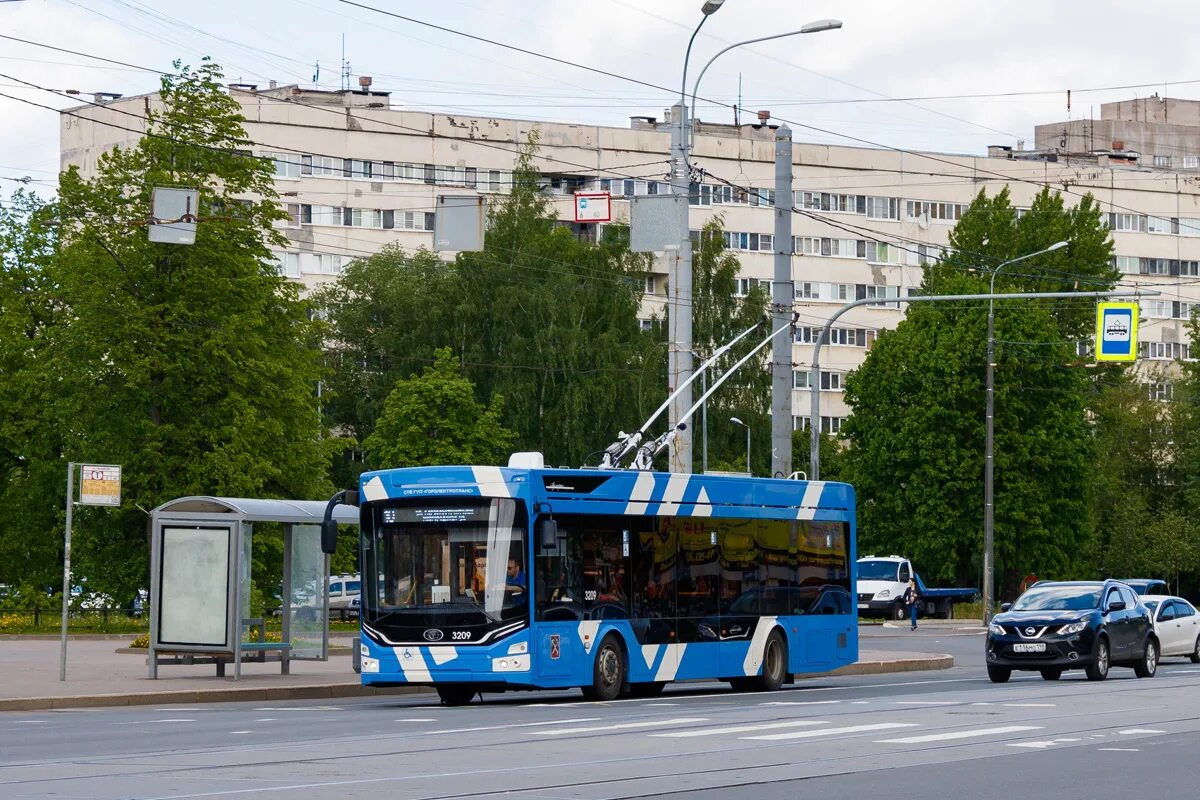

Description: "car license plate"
857 603 869 610
1012 642 1046 653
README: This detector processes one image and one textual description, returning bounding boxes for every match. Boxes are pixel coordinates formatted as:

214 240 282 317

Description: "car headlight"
988 622 1005 636
1058 620 1086 636
875 590 891 599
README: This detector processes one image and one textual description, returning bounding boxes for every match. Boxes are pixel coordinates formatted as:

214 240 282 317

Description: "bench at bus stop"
151 617 291 678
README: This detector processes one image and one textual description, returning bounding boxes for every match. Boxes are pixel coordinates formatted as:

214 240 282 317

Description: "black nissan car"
986 580 1157 683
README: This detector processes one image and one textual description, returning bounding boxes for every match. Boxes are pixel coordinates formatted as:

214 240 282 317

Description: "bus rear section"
356 466 857 704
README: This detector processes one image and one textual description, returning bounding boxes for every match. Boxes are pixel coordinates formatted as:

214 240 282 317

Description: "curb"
0 654 954 712
0 683 434 712
829 654 954 676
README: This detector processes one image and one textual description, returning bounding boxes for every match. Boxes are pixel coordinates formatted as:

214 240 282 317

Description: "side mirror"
537 518 558 551
1000 603 1012 613
1106 600 1127 613
320 488 359 555
321 518 339 555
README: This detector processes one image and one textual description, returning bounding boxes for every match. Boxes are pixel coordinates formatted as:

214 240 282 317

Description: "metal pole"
60 462 75 682
771 125 794 478
702 369 708 474
808 289 1151 480
668 100 694 474
746 425 752 477
984 297 996 625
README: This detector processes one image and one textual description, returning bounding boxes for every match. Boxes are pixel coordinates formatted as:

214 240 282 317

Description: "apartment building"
60 83 1200 430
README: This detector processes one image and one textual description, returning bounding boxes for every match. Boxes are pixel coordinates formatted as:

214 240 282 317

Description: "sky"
2 0 1199 197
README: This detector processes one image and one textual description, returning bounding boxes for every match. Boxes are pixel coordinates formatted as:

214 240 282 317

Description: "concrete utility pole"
668 99 694 474
771 124 794 478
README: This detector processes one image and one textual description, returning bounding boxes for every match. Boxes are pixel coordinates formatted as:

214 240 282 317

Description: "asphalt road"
3 624 1199 800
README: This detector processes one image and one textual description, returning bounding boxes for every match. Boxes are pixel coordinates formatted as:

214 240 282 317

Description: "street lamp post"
670 3 840 475
686 16 841 480
730 417 751 476
982 240 1069 624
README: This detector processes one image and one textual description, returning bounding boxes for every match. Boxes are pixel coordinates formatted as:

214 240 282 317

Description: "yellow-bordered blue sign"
1095 302 1139 362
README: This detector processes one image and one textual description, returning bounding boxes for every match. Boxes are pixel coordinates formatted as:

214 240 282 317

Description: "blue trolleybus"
354 458 857 705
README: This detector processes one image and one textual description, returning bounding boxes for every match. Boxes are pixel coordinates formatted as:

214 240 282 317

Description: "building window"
1185 156 1200 169
272 251 300 278
821 416 843 434
1108 213 1147 232
865 196 900 220
639 319 654 332
1111 255 1140 274
423 164 436 185
268 153 302 179
734 277 752 297
1147 216 1174 235
643 275 656 294
794 371 810 389
1153 155 1171 167
820 371 842 391
1147 382 1174 401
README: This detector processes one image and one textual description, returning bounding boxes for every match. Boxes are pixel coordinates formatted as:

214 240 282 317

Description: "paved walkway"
0 635 952 711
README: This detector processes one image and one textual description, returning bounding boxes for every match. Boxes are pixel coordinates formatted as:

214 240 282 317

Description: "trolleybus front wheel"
581 635 625 702
436 684 479 706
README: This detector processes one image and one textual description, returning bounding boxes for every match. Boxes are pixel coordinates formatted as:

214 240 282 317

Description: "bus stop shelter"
147 497 358 680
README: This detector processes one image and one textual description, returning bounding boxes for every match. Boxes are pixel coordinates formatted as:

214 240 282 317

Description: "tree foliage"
0 61 334 599
842 187 1114 592
364 348 517 468
320 136 663 470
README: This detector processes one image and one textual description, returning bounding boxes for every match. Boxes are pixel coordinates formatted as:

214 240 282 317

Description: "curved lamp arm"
689 20 842 141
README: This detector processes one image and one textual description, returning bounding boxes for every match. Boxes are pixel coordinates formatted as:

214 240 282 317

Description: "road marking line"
254 719 277 722
428 718 602 735
1119 728 1165 734
651 721 828 738
851 701 870 705
230 731 251 735
12 720 47 724
891 700 957 706
1003 703 1056 708
760 700 841 706
645 703 679 706
743 723 917 741
529 717 708 736
394 718 438 722
1099 748 1140 751
114 719 195 725
878 725 1042 744
1009 737 1082 749
252 707 343 712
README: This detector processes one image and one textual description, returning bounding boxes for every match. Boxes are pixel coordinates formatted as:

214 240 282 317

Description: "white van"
327 574 360 612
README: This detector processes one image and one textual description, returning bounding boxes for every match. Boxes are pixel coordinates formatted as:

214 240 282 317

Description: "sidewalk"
0 636 953 712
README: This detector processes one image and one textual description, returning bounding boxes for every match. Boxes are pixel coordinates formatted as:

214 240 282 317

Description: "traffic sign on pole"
1095 302 1139 362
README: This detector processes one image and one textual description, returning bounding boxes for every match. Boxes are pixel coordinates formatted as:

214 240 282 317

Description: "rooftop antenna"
735 72 742 126
598 321 760 470
340 33 351 91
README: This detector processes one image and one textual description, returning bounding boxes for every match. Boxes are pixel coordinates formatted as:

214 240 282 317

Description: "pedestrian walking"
903 578 921 631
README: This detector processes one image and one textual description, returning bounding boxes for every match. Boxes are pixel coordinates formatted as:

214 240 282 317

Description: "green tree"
10 60 335 600
320 135 661 469
0 191 64 590
315 246 454 484
842 187 1114 592
364 348 516 468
